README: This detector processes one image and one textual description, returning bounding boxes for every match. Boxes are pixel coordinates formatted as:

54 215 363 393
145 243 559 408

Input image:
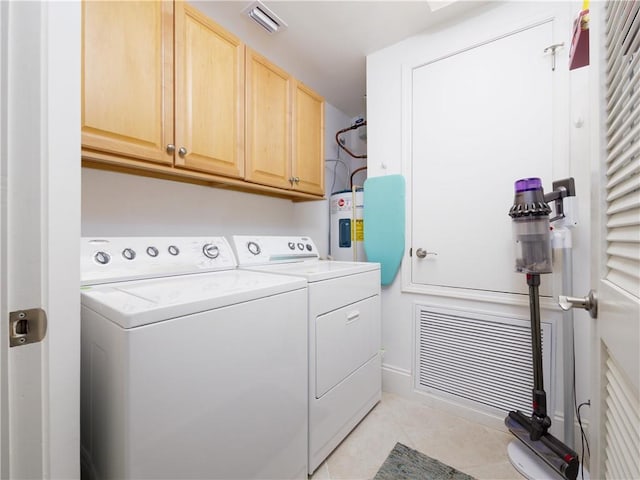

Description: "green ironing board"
363 175 405 286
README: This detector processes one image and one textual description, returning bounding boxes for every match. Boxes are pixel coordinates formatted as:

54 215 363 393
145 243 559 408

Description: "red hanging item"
569 3 590 70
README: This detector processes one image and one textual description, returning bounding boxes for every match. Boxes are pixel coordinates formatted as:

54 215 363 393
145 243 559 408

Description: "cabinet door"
82 1 173 164
245 49 292 190
174 4 244 178
292 82 324 195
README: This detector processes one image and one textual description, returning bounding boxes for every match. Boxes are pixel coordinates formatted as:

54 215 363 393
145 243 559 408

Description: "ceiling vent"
243 1 287 35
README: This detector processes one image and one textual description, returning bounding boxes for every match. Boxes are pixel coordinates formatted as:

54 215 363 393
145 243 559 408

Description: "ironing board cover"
363 175 405 286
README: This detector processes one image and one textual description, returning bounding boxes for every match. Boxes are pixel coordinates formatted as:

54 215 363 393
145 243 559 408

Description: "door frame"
0 1 81 477
1 0 9 473
587 3 604 474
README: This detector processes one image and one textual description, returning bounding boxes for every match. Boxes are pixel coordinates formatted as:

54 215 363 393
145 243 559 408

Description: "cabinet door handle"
346 311 360 323
166 144 175 154
294 177 300 183
178 147 188 158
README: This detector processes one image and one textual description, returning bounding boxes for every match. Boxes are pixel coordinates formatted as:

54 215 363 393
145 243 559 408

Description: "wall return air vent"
243 1 288 35
416 305 553 415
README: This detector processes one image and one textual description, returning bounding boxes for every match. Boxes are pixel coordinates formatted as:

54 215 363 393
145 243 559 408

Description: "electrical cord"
326 158 350 194
577 400 591 476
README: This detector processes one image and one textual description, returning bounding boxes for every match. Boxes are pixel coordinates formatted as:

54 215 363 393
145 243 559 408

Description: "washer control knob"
146 246 159 258
306 244 312 252
247 241 261 256
288 242 295 250
94 251 111 265
202 243 220 259
297 243 304 251
168 245 180 256
122 248 136 261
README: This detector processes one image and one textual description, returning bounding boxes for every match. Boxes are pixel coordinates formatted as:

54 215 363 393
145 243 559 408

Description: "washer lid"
244 260 379 282
81 270 306 329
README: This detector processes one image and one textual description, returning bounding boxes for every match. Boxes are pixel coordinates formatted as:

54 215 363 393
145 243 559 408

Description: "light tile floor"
310 392 522 480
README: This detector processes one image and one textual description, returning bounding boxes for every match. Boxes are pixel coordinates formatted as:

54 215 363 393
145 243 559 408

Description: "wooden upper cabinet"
82 1 323 199
245 50 325 195
245 48 293 190
82 1 174 164
174 4 245 178
292 81 324 196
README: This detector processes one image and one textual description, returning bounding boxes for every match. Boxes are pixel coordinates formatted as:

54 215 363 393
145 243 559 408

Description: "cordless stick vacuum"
505 178 579 480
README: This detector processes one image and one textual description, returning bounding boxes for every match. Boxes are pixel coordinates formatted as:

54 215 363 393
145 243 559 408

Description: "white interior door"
0 2 80 478
589 2 640 478
411 20 556 296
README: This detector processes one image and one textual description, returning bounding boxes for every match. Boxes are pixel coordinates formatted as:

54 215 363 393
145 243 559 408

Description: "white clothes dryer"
80 236 308 480
231 235 381 474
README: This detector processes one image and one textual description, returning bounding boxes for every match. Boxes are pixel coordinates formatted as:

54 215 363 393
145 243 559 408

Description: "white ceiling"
192 1 491 117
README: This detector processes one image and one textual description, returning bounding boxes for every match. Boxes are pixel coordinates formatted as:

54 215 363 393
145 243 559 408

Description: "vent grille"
417 307 552 414
603 355 640 479
243 1 287 35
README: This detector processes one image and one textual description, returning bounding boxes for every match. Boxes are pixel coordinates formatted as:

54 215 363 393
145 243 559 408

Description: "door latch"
9 308 47 347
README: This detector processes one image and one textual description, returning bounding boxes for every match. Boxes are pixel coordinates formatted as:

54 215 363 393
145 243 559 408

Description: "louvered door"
591 2 640 478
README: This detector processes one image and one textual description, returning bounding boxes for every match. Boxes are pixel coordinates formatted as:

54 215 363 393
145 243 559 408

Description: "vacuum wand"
506 178 578 480
527 273 551 441
528 274 544 395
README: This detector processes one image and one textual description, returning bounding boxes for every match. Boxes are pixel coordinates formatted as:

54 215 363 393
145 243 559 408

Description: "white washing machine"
80 236 308 480
231 235 381 474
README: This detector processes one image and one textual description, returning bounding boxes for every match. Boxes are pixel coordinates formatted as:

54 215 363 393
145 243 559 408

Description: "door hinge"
9 308 47 347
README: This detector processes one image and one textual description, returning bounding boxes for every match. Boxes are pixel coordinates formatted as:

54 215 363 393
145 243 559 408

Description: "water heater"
330 189 366 261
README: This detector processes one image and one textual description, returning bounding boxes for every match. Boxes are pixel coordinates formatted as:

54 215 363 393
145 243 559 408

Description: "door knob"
166 144 175 155
178 147 188 158
415 248 437 258
559 290 598 318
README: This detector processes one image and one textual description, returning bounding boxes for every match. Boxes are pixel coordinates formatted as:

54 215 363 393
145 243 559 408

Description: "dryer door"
315 295 380 398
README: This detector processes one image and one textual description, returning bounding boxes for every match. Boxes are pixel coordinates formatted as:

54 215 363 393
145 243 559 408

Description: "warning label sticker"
352 219 364 241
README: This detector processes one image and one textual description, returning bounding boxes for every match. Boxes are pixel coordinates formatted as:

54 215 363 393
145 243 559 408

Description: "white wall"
82 101 354 258
367 0 593 436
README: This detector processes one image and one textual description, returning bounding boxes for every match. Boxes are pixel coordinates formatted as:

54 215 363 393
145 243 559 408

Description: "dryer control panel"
81 236 237 286
232 235 319 266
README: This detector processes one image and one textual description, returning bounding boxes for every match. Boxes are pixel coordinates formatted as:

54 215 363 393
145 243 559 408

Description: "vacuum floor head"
506 411 579 480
